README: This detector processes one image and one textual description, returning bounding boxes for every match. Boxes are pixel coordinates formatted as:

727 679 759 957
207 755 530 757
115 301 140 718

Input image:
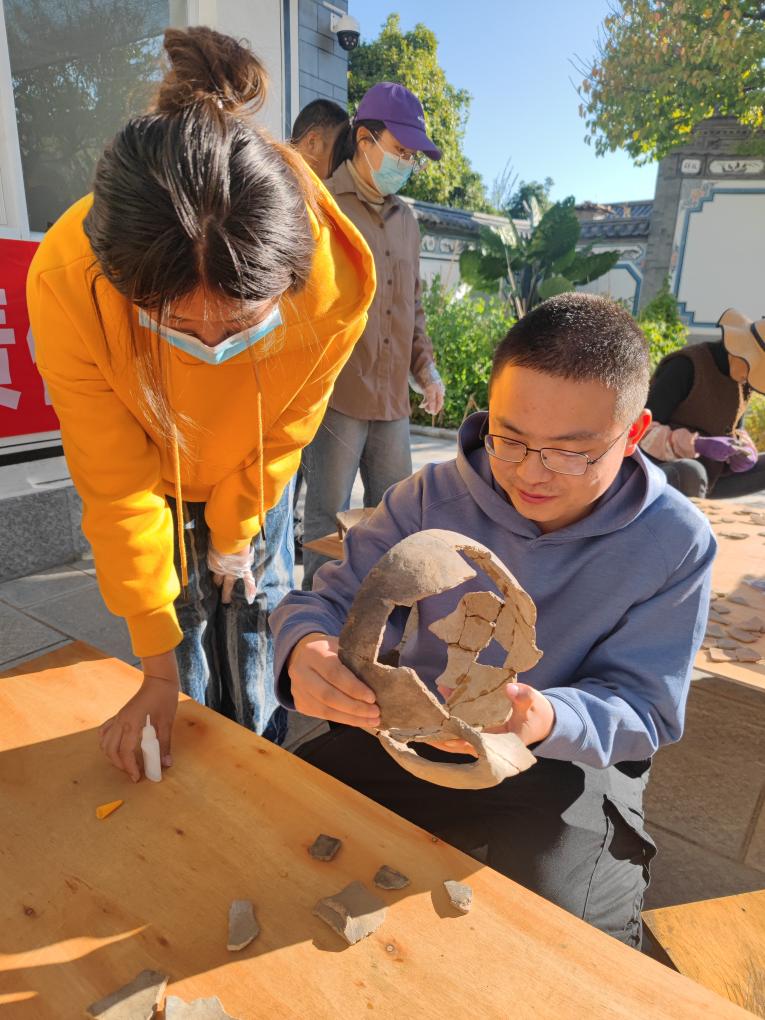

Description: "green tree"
506 177 555 219
459 197 620 316
348 13 488 209
578 0 765 163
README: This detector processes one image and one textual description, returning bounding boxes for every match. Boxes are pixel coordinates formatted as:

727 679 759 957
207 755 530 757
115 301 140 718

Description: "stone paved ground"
2 433 764 926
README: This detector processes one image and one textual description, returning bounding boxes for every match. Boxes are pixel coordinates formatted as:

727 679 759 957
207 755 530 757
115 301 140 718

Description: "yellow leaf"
96 799 124 820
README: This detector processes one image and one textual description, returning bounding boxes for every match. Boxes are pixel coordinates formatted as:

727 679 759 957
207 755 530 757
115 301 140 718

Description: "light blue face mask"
137 304 282 365
365 137 414 196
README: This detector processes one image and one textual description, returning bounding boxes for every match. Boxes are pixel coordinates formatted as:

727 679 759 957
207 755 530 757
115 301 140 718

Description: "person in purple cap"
301 82 446 588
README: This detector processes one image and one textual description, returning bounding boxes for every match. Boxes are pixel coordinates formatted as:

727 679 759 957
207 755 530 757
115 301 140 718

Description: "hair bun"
156 26 268 115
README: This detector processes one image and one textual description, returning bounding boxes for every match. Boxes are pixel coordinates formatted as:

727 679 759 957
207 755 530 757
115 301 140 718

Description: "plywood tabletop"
0 643 752 1019
644 890 765 1014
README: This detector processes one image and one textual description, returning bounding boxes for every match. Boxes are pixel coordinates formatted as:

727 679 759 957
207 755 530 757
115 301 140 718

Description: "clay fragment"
707 611 728 624
374 865 410 890
429 601 467 644
718 531 749 540
705 623 726 638
308 834 342 861
463 590 503 622
720 517 737 524
728 628 759 644
735 647 762 663
710 601 731 615
86 969 168 1020
709 647 736 662
748 514 765 526
738 616 765 633
444 880 472 914
313 881 387 945
727 595 750 606
458 615 495 652
165 997 239 1019
227 900 260 951
714 638 738 650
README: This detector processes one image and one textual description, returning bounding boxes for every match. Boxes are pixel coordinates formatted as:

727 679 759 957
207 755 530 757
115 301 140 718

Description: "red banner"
0 238 59 441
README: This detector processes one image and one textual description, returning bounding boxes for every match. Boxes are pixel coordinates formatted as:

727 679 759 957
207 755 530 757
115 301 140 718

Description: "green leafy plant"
459 197 620 316
577 0 765 162
641 318 688 369
638 278 682 326
410 277 515 428
745 392 765 450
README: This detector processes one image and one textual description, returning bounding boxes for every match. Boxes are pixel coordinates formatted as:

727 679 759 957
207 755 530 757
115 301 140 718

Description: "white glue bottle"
140 715 162 782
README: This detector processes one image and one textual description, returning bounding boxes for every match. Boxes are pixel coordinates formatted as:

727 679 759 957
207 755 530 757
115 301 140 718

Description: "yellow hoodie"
27 189 375 658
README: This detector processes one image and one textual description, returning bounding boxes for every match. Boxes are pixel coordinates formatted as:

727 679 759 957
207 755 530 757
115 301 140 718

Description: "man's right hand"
288 633 381 728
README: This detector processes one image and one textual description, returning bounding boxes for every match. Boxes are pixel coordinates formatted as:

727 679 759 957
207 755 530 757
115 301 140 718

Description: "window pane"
4 0 183 232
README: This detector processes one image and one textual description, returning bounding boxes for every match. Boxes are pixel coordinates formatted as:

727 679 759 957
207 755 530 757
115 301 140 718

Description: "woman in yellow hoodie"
26 27 375 780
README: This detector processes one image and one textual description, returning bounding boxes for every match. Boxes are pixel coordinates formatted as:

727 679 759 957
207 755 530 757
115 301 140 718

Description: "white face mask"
138 304 283 365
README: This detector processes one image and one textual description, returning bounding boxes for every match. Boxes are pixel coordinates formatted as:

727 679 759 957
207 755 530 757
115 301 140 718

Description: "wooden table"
691 500 765 694
644 890 765 1014
0 643 752 1019
303 532 344 561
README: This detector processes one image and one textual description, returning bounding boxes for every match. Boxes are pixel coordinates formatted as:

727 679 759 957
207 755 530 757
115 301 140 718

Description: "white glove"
208 544 256 605
411 365 445 415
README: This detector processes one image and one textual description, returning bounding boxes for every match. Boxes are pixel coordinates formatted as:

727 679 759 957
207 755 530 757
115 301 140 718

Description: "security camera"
331 12 360 50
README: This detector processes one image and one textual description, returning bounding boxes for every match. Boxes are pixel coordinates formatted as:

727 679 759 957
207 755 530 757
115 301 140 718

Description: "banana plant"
459 196 620 317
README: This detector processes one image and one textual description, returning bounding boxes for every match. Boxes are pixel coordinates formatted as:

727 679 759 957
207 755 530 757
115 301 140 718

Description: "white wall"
669 178 765 335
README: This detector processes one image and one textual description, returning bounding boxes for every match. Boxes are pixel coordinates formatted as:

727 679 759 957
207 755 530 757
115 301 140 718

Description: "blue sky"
349 0 659 205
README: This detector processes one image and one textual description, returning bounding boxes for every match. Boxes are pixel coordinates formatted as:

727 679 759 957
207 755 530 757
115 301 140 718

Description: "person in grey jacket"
301 83 445 588
272 293 715 948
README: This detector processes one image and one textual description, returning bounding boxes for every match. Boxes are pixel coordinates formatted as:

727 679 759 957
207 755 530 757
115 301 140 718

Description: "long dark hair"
330 118 386 177
84 26 320 443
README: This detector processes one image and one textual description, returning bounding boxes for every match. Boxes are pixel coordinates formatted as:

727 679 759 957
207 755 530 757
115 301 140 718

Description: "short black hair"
490 293 650 423
291 99 347 142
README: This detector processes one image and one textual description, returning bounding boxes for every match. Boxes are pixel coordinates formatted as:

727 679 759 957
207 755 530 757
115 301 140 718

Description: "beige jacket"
325 161 436 421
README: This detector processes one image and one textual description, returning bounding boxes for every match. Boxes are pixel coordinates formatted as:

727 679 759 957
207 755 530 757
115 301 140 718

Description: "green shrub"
746 392 765 451
640 318 688 370
411 278 516 428
412 282 688 430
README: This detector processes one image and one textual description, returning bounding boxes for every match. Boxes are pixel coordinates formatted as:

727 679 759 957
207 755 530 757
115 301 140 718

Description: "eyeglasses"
372 136 428 174
484 428 629 477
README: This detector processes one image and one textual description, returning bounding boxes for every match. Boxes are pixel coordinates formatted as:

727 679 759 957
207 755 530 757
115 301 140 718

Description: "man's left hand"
431 681 555 755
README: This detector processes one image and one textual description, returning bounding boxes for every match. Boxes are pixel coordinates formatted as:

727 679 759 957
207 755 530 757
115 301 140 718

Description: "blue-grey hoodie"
271 413 716 768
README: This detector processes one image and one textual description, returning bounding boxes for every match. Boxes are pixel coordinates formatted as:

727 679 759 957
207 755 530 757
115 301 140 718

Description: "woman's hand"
208 544 256 604
288 633 381 728
99 650 180 782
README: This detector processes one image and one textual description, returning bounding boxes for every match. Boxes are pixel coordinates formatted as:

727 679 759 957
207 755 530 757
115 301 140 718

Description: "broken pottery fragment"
165 996 239 1020
718 531 749 540
444 880 473 914
705 623 726 638
313 881 387 945
738 617 765 633
338 530 541 790
728 595 750 606
735 647 762 663
728 628 759 644
714 638 738 650
710 601 731 615
308 834 342 861
374 865 410 890
709 648 736 663
86 969 168 1020
227 900 260 951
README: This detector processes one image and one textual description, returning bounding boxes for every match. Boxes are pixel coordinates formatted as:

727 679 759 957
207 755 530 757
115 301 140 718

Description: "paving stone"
644 826 765 910
645 680 765 859
0 603 66 668
23 586 134 664
0 563 96 608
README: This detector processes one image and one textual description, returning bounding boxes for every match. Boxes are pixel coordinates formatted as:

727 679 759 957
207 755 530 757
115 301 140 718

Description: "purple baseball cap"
356 82 442 161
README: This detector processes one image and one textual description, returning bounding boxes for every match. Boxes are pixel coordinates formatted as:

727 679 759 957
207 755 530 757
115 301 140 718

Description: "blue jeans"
301 408 412 588
168 479 294 744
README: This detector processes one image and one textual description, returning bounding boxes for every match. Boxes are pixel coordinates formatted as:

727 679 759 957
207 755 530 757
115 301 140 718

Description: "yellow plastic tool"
95 799 124 820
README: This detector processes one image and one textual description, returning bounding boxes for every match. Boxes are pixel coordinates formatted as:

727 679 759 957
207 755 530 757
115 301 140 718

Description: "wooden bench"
644 889 765 1016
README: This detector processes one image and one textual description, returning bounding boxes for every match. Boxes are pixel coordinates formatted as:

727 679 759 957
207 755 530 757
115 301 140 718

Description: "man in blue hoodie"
271 293 715 948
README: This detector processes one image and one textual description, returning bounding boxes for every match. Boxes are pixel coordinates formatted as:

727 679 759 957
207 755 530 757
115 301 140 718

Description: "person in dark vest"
641 309 765 498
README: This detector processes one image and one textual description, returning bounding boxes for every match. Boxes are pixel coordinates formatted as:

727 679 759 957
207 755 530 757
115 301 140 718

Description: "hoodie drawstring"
172 426 188 590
